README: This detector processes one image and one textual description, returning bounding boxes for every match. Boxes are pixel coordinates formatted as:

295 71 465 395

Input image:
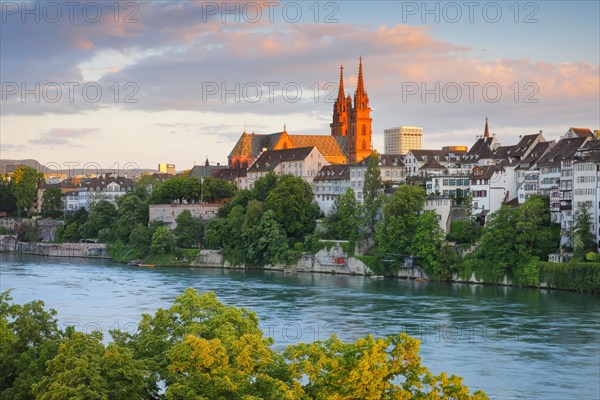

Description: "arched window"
362 125 366 136
283 142 288 149
362 139 366 150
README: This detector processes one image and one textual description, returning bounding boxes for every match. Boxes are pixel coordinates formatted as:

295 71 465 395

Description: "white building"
572 150 600 249
424 196 453 234
348 153 406 204
63 190 79 211
470 165 517 223
426 174 470 198
384 126 423 155
77 176 134 210
312 164 351 215
246 147 328 189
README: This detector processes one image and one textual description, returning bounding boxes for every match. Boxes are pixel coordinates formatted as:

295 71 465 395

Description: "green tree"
0 293 63 400
204 177 237 202
12 166 43 216
571 205 596 259
362 151 383 238
265 175 319 243
129 223 151 258
252 172 279 202
41 187 63 219
447 219 482 248
151 176 202 204
245 210 291 266
0 177 17 215
324 188 361 241
116 195 145 242
80 200 118 240
413 211 445 276
151 225 176 255
375 185 426 256
173 210 204 248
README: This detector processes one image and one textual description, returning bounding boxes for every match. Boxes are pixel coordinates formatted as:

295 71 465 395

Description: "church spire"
354 56 369 109
484 117 490 138
337 65 345 102
356 56 365 96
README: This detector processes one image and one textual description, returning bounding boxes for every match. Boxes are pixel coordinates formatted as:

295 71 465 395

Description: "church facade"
228 58 373 168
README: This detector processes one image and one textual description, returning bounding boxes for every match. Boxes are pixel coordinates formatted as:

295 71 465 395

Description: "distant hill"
0 159 155 177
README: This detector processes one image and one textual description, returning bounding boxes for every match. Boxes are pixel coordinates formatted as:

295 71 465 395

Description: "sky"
1 0 599 171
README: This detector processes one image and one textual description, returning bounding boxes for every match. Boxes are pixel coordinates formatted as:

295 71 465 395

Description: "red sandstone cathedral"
228 58 372 168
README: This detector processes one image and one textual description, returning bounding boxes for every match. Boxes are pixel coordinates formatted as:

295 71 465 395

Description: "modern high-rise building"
158 163 176 175
384 126 423 155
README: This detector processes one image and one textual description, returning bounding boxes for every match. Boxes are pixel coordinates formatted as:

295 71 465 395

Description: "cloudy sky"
1 0 599 171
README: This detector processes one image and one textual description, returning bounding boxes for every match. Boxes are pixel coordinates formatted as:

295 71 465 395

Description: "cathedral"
228 58 373 168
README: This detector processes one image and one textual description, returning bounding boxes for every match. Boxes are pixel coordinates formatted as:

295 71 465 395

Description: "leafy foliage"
80 200 118 240
41 187 63 219
12 166 43 216
362 151 383 238
1 289 488 399
173 210 204 248
323 188 361 241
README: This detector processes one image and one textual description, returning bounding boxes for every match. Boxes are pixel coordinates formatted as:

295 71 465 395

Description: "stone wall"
191 246 372 276
0 218 28 232
0 235 109 258
37 219 64 242
149 204 220 230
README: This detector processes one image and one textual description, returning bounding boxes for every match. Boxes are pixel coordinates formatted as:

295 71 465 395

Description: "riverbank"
2 235 598 293
0 235 110 258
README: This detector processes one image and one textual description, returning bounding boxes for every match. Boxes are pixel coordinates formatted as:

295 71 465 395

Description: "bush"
539 261 600 293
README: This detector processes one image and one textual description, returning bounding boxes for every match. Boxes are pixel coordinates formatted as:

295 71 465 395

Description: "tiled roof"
314 164 350 182
421 158 444 169
518 141 555 168
569 127 593 137
464 137 495 161
471 165 502 180
493 145 516 160
537 137 589 167
508 134 542 158
288 135 347 157
228 131 347 160
247 147 316 173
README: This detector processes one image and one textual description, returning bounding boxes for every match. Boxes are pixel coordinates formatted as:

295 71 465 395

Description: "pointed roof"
337 65 345 102
356 56 365 96
537 137 589 167
314 164 350 182
484 117 490 138
247 147 316 173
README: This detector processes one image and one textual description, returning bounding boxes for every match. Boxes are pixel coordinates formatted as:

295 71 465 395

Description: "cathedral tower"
330 65 349 137
348 57 372 163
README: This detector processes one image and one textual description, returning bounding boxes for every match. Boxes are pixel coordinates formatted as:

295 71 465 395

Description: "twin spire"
336 56 368 108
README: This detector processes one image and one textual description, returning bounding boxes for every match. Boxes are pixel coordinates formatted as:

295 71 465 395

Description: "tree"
0 177 17 215
80 200 118 239
244 210 291 266
116 195 145 242
324 188 361 241
284 332 488 400
151 226 176 255
151 176 202 204
265 175 319 243
12 166 42 216
252 172 279 202
2 289 488 400
204 177 237 202
571 204 595 259
0 293 63 400
41 187 63 219
129 223 151 258
362 151 383 238
173 210 204 248
375 185 425 256
413 211 445 276
447 219 482 248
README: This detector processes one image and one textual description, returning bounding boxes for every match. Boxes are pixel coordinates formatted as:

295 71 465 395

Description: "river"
0 254 598 399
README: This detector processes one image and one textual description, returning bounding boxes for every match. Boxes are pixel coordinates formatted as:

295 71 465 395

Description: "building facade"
384 126 423 155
